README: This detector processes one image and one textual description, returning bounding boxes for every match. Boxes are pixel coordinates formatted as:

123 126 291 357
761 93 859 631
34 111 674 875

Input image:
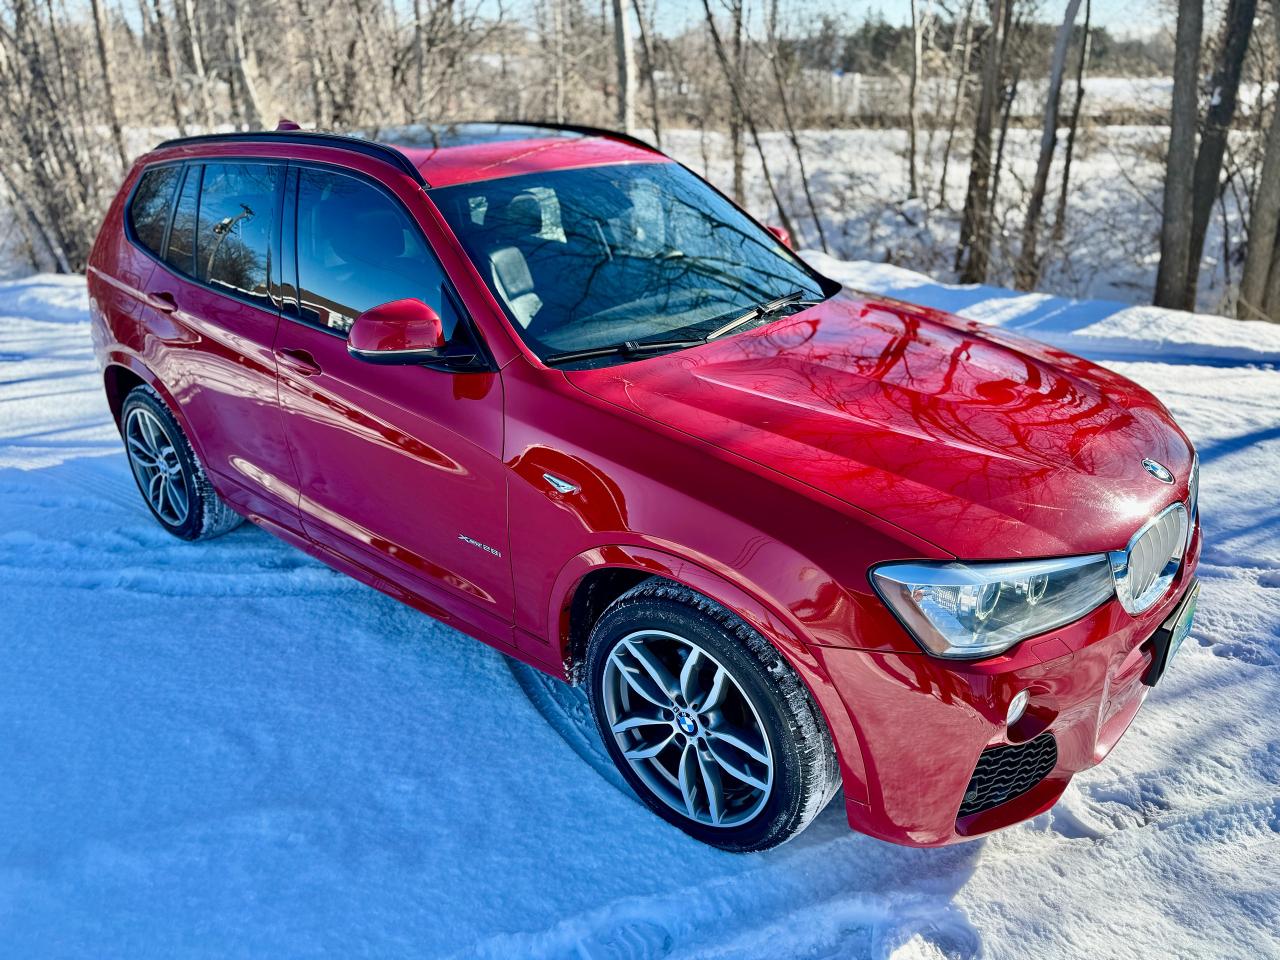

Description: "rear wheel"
121 385 242 541
586 578 839 852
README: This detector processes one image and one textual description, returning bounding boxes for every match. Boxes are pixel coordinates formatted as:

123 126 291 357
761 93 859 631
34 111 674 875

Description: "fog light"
1007 689 1030 726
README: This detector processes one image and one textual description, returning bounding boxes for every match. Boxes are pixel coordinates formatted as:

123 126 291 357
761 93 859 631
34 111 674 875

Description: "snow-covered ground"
1 265 1278 959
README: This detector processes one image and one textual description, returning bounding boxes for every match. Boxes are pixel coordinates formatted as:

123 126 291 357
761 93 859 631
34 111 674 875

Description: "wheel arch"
101 355 211 467
551 544 870 804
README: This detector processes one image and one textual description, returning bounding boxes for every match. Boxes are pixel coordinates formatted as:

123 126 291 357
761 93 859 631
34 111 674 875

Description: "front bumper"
812 531 1201 847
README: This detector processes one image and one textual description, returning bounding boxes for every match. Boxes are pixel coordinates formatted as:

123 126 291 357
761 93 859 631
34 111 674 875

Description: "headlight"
870 555 1116 659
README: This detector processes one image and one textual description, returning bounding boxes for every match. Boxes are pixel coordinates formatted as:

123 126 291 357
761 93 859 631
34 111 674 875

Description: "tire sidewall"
586 589 815 852
121 387 208 541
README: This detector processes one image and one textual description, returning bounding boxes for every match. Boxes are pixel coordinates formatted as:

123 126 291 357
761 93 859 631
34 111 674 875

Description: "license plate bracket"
1141 579 1199 687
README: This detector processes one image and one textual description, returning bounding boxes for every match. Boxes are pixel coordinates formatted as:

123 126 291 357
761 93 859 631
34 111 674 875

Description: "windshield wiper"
543 337 705 366
705 290 812 341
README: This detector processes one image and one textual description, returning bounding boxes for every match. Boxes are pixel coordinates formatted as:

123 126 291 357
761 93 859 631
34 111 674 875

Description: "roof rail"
488 120 665 157
151 130 428 187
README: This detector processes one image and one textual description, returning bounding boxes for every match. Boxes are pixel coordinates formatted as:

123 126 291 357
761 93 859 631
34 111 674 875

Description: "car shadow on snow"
0 450 985 960
509 659 986 960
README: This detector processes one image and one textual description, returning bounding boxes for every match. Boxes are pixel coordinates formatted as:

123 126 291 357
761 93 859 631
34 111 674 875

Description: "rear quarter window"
127 166 181 256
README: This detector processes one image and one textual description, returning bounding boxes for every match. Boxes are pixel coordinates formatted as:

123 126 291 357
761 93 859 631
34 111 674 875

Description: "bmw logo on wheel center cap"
677 714 698 735
1142 458 1175 483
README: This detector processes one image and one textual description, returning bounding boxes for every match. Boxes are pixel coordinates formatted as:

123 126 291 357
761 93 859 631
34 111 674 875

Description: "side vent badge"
542 473 579 495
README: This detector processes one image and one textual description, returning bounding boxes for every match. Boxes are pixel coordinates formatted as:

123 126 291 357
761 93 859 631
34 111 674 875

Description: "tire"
120 385 243 541
586 577 840 852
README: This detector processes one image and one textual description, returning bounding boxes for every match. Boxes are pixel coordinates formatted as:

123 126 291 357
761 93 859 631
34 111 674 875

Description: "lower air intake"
958 732 1058 818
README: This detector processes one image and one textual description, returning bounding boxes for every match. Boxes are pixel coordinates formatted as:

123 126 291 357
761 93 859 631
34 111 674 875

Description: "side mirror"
766 225 793 250
348 298 446 365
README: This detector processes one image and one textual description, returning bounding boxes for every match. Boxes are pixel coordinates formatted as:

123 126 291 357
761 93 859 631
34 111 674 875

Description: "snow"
2 265 1279 959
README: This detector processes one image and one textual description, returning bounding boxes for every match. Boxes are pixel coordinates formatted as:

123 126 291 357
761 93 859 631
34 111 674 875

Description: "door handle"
150 291 178 313
275 347 322 377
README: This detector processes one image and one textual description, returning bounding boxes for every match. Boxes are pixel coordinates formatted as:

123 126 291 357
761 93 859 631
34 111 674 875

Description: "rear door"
273 164 512 646
144 160 301 536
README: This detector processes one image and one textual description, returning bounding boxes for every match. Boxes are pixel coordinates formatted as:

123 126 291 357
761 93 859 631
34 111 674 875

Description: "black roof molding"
487 120 663 155
152 130 429 187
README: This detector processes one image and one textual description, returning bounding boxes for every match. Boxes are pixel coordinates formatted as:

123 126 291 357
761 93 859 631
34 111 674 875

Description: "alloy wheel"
601 629 774 827
124 406 191 527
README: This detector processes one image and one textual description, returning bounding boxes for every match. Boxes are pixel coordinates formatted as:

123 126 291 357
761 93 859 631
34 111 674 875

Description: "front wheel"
586 578 840 852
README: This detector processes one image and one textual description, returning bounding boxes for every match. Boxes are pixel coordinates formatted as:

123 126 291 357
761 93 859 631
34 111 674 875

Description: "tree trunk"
907 0 924 198
1052 0 1091 245
1014 0 1083 289
1182 0 1257 307
151 0 187 134
728 0 745 205
1239 20 1280 320
89 0 130 169
230 0 264 128
938 0 975 208
989 59 1019 229
956 0 1004 283
1154 0 1204 309
551 0 565 123
611 0 635 132
632 0 662 146
699 0 796 241
766 0 827 251
177 0 214 128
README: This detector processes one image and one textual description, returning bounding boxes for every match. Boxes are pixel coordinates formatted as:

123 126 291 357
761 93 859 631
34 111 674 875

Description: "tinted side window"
296 167 456 338
128 166 181 255
165 164 201 276
195 162 279 303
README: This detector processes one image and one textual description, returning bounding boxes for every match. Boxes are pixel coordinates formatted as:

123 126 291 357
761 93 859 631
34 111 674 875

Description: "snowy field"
2 261 1279 959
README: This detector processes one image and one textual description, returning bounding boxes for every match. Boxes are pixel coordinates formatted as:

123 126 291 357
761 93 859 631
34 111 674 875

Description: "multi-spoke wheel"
119 385 243 541
603 630 774 828
587 579 840 852
125 405 191 528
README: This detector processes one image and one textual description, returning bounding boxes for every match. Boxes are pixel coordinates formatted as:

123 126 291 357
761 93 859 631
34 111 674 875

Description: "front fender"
544 544 872 805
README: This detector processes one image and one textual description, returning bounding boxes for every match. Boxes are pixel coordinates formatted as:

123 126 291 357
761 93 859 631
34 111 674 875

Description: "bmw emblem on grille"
1142 458 1175 483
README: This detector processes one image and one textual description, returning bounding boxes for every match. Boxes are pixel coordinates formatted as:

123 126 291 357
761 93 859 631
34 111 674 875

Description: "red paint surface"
88 131 1200 846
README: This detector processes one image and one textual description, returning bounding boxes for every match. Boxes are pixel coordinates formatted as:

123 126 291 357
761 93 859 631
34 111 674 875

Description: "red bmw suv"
88 123 1201 851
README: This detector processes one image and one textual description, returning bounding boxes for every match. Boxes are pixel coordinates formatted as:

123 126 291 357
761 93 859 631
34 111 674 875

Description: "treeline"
786 14 1176 77
1 0 1279 321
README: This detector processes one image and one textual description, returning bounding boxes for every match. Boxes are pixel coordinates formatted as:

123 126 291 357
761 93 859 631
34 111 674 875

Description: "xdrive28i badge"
1142 458 1175 483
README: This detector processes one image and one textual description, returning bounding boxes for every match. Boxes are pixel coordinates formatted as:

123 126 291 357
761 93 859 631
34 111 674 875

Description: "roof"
388 123 669 189
150 123 668 190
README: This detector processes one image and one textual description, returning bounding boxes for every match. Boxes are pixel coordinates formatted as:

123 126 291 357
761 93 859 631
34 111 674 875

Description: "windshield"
430 162 830 365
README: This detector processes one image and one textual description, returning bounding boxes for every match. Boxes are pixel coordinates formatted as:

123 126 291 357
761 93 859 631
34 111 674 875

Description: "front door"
273 164 513 647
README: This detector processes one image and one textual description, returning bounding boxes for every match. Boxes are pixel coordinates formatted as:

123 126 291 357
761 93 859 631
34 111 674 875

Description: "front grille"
958 732 1058 818
1110 502 1188 614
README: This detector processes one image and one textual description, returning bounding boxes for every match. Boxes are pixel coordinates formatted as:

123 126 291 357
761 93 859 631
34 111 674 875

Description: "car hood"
564 293 1195 559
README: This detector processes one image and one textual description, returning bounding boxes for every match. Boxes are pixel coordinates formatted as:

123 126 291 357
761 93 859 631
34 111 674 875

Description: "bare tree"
632 0 663 145
89 0 130 167
1154 0 1203 309
1241 9 1280 320
1052 0 1091 245
938 0 976 208
764 0 828 251
700 0 797 240
1183 0 1257 306
907 0 928 198
1014 0 1083 289
611 0 635 132
956 0 1006 283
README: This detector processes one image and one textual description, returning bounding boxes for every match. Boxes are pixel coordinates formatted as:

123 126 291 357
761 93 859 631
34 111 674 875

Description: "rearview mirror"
348 298 446 364
766 225 793 250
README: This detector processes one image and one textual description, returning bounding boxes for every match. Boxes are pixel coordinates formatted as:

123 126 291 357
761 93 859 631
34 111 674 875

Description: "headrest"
488 192 543 236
